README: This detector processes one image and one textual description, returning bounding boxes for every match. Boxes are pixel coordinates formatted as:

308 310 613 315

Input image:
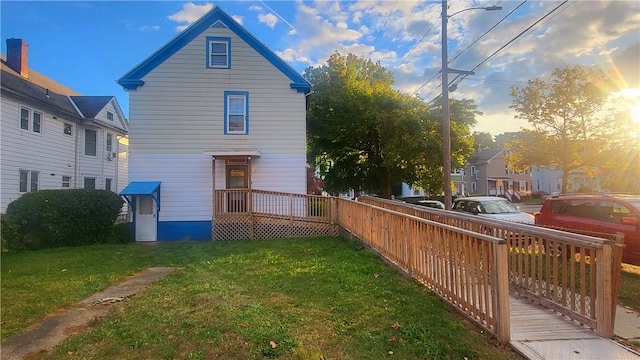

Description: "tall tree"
305 52 477 198
472 131 494 151
508 65 615 193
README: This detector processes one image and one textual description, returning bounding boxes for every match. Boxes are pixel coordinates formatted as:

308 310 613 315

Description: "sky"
2 0 639 136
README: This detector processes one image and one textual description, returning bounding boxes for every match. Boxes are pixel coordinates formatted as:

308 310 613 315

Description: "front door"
227 165 248 212
136 195 157 241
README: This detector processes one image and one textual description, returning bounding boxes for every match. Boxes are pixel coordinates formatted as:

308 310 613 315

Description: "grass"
619 263 640 312
1 237 523 359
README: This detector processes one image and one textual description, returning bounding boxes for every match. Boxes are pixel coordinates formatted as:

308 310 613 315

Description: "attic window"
107 111 114 121
207 37 230 69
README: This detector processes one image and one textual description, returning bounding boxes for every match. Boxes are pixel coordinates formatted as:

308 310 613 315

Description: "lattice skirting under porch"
213 213 338 240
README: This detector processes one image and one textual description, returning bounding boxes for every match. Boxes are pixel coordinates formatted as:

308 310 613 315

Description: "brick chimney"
6 38 29 78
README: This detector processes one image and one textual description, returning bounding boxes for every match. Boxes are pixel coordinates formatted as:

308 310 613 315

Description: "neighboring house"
117 6 311 241
531 164 602 195
464 148 531 201
0 38 129 213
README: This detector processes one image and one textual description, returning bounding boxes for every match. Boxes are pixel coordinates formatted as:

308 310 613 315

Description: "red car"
535 194 640 265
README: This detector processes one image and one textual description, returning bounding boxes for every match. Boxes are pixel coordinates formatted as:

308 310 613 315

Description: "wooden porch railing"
213 189 338 240
358 196 623 337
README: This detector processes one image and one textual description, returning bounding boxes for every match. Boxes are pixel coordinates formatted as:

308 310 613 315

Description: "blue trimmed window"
207 37 230 69
224 91 249 134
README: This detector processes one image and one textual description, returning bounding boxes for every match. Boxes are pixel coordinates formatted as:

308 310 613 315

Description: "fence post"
596 242 614 337
494 241 511 342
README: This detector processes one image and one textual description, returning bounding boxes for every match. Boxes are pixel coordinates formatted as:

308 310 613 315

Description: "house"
0 38 129 213
117 6 311 241
531 164 602 195
464 148 531 201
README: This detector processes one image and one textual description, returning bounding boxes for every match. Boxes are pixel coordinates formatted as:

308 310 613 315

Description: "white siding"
130 153 305 221
128 26 306 158
1 96 76 211
129 154 213 222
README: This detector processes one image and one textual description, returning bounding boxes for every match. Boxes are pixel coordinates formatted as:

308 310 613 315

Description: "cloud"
138 25 160 32
276 48 310 64
167 2 213 31
258 13 278 28
232 15 244 25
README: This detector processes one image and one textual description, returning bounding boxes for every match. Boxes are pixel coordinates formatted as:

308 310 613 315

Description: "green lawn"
1 237 523 359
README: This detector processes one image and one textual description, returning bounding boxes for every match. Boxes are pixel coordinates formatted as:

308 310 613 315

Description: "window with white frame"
107 111 114 121
84 177 96 189
207 37 230 69
62 176 71 188
105 178 113 192
19 170 39 193
471 182 477 192
20 106 43 133
224 91 248 134
106 133 113 155
85 129 97 156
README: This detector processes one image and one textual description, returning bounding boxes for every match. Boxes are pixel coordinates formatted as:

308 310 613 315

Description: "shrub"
108 223 133 244
3 189 124 250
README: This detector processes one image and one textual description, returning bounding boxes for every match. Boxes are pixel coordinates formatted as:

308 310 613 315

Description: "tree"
305 53 477 198
472 131 494 151
508 65 617 193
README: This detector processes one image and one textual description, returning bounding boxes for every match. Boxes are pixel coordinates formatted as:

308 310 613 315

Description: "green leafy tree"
472 131 494 151
305 53 477 198
508 65 617 193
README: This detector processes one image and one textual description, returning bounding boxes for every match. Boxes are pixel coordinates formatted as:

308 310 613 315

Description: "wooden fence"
212 190 622 340
358 196 623 337
213 189 338 240
336 198 511 341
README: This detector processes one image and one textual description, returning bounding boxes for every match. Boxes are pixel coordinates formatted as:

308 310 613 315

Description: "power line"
390 5 440 75
365 1 399 61
449 1 527 66
427 0 570 104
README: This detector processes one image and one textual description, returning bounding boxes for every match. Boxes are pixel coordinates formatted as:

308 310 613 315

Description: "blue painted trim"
291 82 312 93
206 36 231 69
116 6 310 93
223 91 249 135
157 221 212 241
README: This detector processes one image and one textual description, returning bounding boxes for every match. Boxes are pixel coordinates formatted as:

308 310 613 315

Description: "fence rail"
358 196 623 337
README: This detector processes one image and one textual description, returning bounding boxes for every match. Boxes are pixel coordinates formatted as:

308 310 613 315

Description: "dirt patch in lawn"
1 267 177 360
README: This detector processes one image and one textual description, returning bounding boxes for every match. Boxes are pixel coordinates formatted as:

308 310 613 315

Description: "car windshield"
625 199 640 212
480 200 519 214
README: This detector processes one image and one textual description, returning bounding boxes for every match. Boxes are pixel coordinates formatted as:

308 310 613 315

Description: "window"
84 177 96 189
64 123 72 135
224 91 249 134
107 111 114 121
207 37 231 68
19 170 39 193
85 129 97 156
20 108 29 130
471 182 477 192
106 133 113 154
20 107 43 133
105 178 113 192
62 176 71 188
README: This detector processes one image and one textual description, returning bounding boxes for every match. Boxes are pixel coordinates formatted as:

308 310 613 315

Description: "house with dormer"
117 6 311 241
0 39 129 213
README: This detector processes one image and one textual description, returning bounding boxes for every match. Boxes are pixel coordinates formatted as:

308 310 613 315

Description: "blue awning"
120 181 161 210
120 181 161 196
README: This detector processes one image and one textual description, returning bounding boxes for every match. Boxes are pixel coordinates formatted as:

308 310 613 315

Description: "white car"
452 196 534 224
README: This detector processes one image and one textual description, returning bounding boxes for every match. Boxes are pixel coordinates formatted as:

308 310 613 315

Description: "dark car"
534 194 640 265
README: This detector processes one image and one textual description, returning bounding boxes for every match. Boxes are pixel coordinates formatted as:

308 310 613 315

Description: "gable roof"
70 96 114 118
117 6 311 94
467 148 503 165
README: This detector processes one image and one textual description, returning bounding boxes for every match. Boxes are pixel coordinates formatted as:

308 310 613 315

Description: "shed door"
136 195 157 241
